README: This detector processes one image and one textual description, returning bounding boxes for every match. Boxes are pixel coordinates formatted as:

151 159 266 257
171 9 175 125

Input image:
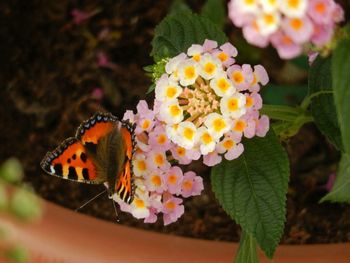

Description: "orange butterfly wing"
40 137 101 183
41 112 137 204
115 126 136 204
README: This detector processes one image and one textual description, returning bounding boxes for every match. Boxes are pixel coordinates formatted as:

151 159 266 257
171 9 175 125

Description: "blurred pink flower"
96 51 117 70
71 8 100 25
228 0 344 59
323 173 336 192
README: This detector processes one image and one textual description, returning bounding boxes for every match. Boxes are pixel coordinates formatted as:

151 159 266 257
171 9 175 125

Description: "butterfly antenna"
111 199 120 222
75 188 108 212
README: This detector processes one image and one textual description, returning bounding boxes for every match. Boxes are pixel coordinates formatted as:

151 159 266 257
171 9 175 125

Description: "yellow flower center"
251 74 258 85
176 147 186 156
227 98 239 111
246 96 254 108
282 35 293 45
183 127 195 140
233 72 244 84
223 139 234 150
288 0 300 8
193 54 201 62
217 52 228 62
166 201 175 210
154 154 164 166
264 14 275 25
204 62 216 75
201 132 213 144
217 78 230 92
315 2 326 14
166 86 177 98
157 134 167 144
169 104 182 117
137 160 146 171
213 118 226 132
290 18 303 30
134 199 145 208
234 120 246 132
142 119 151 130
151 175 161 186
168 174 177 185
182 180 193 190
184 66 195 79
244 0 255 5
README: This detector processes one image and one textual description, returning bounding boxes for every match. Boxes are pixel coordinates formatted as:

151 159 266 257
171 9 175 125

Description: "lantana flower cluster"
113 101 204 225
228 0 344 59
114 39 269 225
155 39 269 167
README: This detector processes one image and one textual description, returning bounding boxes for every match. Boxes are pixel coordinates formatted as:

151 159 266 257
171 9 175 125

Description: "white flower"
259 0 279 13
278 0 308 18
196 127 216 155
165 53 187 81
256 12 281 36
166 123 181 144
210 74 236 97
187 44 204 62
129 189 150 219
236 0 260 14
176 121 198 149
133 153 148 177
199 53 223 80
159 100 184 124
155 77 182 102
204 113 231 139
178 59 199 86
220 93 247 119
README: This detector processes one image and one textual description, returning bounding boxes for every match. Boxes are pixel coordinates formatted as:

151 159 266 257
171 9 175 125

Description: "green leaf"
151 11 227 61
308 56 343 150
234 232 260 263
169 0 192 16
262 84 307 106
321 153 350 203
211 130 289 259
323 24 350 203
332 24 350 152
201 0 226 29
290 55 309 70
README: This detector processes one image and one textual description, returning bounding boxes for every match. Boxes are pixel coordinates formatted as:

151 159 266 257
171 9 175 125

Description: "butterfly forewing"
40 137 102 183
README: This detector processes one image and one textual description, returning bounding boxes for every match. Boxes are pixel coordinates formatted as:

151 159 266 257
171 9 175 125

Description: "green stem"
234 231 260 263
300 90 334 110
261 104 302 122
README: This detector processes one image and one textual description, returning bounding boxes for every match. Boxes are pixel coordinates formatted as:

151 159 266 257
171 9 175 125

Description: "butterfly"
40 112 136 204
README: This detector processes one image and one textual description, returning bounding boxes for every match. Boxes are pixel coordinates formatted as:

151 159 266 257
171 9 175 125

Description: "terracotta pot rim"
3 199 350 263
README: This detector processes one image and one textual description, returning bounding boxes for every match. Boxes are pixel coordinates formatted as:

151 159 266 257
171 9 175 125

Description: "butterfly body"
41 112 136 204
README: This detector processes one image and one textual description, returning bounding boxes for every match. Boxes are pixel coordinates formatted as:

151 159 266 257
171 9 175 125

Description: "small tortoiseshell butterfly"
40 112 136 204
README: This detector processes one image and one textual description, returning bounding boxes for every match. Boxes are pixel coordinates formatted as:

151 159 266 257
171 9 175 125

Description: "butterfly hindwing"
40 137 102 183
115 122 136 204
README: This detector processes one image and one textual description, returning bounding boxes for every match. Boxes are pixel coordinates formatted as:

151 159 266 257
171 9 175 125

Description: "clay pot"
3 200 350 263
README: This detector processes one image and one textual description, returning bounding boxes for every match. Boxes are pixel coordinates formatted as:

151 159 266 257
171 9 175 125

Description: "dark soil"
1 0 350 244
